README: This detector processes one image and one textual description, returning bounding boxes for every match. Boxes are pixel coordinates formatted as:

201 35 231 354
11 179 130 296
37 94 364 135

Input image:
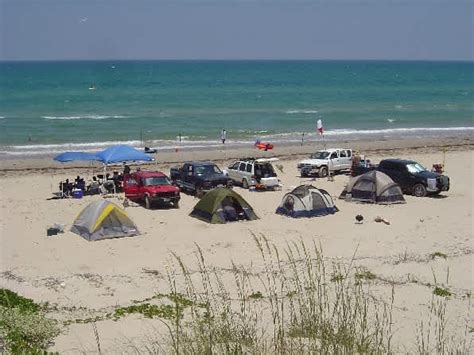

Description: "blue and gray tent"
276 185 338 218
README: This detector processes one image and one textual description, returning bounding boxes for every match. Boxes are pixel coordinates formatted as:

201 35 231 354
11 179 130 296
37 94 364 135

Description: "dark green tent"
190 187 259 224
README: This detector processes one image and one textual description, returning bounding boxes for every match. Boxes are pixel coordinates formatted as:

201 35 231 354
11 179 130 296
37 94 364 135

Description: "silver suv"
226 158 281 190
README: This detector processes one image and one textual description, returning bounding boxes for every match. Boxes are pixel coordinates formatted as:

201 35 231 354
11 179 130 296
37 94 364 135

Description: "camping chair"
102 180 116 194
59 180 72 198
87 180 101 195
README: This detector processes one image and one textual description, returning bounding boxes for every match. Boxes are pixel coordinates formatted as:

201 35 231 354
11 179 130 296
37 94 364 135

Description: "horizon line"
1 58 473 63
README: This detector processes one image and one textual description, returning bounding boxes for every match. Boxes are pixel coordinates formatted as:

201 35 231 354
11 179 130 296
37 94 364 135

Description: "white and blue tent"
276 185 338 218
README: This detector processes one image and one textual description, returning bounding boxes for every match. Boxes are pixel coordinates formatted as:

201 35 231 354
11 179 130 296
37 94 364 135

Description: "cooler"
72 189 83 199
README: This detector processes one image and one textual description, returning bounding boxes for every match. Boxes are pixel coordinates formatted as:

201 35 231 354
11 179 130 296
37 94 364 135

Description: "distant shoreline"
1 127 473 159
1 135 472 175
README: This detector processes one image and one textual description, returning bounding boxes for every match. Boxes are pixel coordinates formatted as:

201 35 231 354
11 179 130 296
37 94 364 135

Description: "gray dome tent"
276 185 338 218
71 200 140 241
339 170 405 204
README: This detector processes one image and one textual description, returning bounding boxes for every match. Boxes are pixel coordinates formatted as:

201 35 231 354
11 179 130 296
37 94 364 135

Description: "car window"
406 163 426 174
347 150 352 157
397 163 407 171
143 176 171 186
229 162 240 170
310 151 330 159
340 150 347 158
127 177 137 185
330 152 338 159
255 163 276 177
195 165 223 176
246 163 252 173
239 163 246 171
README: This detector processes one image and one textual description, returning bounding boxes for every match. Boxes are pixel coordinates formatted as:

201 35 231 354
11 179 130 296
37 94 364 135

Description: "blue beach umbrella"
54 151 101 163
96 145 154 164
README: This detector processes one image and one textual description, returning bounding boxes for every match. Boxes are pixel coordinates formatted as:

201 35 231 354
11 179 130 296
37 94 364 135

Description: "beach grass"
1 236 470 354
155 235 396 354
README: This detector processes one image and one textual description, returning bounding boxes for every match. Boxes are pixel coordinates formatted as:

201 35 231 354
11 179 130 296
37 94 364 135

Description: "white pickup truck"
297 148 353 177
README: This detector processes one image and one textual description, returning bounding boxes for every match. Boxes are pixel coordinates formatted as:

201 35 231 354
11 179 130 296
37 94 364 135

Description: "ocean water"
0 60 473 156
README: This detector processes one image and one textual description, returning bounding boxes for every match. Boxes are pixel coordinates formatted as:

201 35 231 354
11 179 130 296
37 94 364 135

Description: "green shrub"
355 269 377 281
0 289 40 313
433 287 452 298
0 306 60 353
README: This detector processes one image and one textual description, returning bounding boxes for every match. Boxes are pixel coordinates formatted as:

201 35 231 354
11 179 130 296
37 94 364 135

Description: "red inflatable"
255 142 274 151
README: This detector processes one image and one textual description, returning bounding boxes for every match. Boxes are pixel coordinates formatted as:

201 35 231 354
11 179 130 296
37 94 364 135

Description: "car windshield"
310 151 330 159
195 165 222 176
143 176 171 186
406 163 427 174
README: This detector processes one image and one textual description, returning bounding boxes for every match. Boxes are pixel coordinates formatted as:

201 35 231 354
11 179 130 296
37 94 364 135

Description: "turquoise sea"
0 60 473 156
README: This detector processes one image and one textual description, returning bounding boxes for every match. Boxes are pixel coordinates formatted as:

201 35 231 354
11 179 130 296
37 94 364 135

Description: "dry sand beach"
0 138 473 353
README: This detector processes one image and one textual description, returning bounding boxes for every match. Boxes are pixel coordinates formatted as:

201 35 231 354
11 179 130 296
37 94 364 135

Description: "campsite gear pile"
46 223 65 236
339 170 405 204
71 200 139 241
276 185 338 218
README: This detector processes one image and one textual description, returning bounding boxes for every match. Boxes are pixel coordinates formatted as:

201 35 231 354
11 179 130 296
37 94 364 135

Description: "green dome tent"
190 187 258 224
71 200 140 241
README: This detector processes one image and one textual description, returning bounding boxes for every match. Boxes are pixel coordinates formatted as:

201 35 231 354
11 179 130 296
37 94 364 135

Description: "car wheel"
319 166 328 178
242 179 249 189
300 171 307 178
413 183 427 197
145 195 152 209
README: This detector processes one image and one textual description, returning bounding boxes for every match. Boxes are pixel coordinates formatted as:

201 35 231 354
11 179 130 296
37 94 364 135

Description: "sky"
0 0 472 61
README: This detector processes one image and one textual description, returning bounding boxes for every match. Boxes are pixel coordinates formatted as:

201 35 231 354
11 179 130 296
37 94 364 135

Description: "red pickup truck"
123 171 180 209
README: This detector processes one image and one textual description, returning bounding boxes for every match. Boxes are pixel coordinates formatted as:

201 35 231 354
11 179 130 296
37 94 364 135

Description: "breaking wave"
0 126 472 157
43 115 127 120
286 110 318 114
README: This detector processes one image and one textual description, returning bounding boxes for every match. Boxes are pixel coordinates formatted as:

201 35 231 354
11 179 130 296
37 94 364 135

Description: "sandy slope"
0 147 472 353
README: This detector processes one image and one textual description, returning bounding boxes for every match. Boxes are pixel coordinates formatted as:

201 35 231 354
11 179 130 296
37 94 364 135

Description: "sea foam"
43 115 127 120
286 110 319 114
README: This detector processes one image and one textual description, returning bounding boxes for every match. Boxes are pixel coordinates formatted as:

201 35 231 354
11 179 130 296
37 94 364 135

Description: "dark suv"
170 161 232 196
377 159 450 197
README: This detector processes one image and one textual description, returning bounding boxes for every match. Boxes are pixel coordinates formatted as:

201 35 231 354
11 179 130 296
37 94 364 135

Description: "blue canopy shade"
96 145 154 164
54 151 101 163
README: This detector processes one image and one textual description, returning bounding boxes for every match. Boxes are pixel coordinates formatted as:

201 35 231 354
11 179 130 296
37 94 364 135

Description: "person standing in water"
220 129 227 144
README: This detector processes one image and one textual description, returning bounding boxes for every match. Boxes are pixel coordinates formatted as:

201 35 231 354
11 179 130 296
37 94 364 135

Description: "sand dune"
0 142 472 353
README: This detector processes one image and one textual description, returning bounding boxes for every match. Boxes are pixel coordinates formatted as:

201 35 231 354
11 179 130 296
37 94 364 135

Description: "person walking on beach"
123 164 131 176
220 129 227 144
